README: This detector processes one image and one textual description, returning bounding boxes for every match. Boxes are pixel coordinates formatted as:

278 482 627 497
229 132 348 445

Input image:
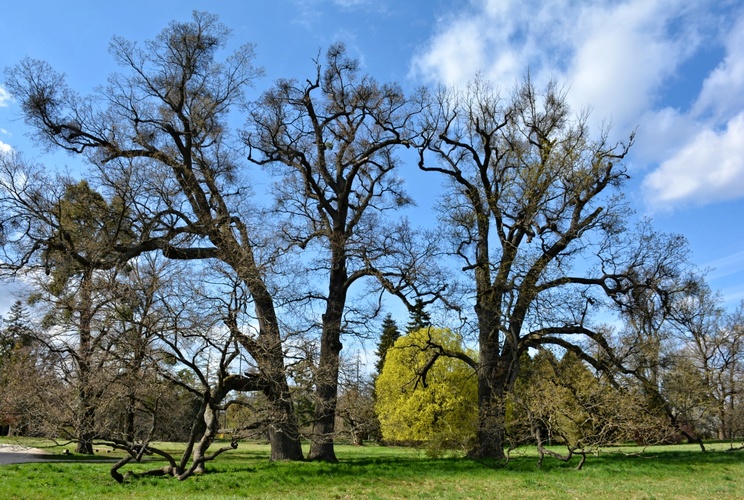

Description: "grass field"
0 438 742 499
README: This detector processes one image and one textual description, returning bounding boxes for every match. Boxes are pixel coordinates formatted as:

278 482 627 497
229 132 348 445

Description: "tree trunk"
232 257 304 461
75 270 95 455
468 373 507 459
468 318 512 459
191 403 219 474
307 327 342 461
75 403 95 454
307 260 346 462
263 362 304 462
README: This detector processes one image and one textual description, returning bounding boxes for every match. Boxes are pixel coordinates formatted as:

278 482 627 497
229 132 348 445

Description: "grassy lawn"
0 438 742 499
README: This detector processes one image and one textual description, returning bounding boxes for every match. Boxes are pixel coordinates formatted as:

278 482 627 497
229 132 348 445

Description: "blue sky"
1 0 744 315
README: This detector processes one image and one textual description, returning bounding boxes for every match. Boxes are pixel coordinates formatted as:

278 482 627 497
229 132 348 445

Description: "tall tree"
245 44 423 461
4 12 303 460
1 301 33 352
417 77 687 458
0 300 36 436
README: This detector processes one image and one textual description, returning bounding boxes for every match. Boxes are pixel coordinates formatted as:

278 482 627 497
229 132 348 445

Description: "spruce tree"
375 314 400 375
3 301 33 349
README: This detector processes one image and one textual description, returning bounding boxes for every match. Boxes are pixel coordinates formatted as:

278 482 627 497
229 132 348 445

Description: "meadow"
0 438 742 499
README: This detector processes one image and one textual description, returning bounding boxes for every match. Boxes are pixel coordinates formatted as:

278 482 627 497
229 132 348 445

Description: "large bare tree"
4 12 303 460
245 44 425 461
417 78 688 458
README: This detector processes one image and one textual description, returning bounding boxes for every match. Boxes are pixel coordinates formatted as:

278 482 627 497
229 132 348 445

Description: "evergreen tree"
375 314 401 375
2 301 34 351
405 299 431 333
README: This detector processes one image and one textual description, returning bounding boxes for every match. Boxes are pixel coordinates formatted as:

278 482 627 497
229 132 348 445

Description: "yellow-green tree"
375 327 477 449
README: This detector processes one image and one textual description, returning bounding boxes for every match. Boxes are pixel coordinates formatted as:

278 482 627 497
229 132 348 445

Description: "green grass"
1 438 743 499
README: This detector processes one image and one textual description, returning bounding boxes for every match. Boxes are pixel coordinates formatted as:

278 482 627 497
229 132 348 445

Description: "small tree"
375 327 477 453
336 355 377 445
510 349 672 469
405 299 431 333
0 301 47 437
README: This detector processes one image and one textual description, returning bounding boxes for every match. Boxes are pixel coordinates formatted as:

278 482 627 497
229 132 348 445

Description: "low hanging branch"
107 437 239 483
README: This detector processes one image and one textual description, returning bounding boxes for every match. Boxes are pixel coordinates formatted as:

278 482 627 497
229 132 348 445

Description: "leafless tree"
4 12 303 460
416 77 689 458
668 285 744 441
244 44 431 461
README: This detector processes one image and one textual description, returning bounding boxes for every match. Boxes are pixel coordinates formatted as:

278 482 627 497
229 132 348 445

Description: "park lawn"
0 439 742 499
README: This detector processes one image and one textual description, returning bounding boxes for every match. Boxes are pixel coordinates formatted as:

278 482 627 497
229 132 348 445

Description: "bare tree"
416 77 688 458
244 44 426 461
0 154 138 452
4 12 303 460
669 285 744 440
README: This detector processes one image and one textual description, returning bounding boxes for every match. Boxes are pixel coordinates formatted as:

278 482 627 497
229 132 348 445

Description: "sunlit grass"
1 438 743 499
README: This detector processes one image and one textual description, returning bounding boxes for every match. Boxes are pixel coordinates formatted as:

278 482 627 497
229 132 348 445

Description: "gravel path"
0 445 54 465
0 444 120 465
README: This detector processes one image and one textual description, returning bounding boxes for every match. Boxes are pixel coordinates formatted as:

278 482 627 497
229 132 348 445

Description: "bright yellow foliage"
375 327 477 446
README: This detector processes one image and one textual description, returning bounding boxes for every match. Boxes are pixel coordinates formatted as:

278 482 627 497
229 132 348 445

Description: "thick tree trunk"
307 260 346 462
307 328 342 462
468 310 513 460
75 403 95 454
468 372 507 459
232 257 304 461
263 361 304 462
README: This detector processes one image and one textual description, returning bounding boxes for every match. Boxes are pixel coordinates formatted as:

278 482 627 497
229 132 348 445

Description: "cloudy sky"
1 0 743 312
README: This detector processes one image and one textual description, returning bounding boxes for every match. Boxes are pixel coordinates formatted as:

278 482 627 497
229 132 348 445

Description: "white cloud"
692 15 744 123
412 0 744 210
642 11 744 208
0 139 12 153
411 0 702 132
643 112 744 207
0 86 11 107
411 0 575 90
333 0 370 7
565 0 698 131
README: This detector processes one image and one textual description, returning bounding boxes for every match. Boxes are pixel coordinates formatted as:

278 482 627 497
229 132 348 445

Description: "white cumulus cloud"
411 0 703 131
643 113 744 207
643 11 744 209
412 0 744 210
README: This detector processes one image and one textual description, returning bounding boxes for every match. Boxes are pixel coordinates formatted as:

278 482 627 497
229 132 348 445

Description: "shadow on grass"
214 446 744 480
